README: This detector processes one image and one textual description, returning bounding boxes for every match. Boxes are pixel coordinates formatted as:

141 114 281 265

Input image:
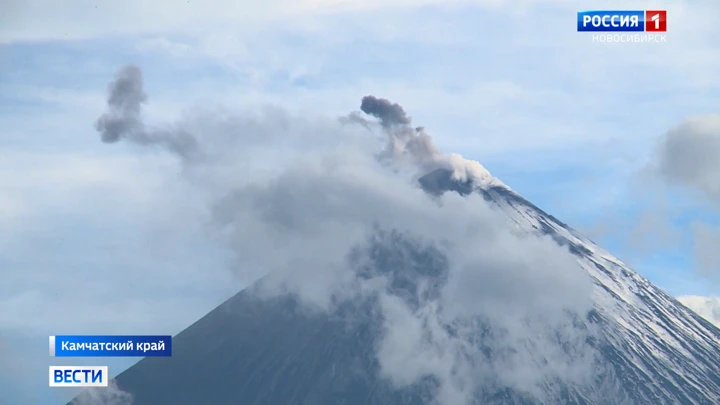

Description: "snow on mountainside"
420 168 720 405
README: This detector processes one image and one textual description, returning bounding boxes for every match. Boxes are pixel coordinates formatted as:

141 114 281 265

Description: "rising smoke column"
95 65 146 143
94 66 497 187
358 95 502 186
95 65 200 160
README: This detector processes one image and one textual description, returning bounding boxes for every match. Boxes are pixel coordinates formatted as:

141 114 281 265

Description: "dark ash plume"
361 95 412 128
96 65 146 143
95 65 200 160
358 95 503 187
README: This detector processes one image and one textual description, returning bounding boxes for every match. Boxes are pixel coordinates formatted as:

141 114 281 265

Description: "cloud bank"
88 65 610 404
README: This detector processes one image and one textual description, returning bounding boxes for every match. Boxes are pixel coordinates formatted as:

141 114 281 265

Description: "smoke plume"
353 96 503 186
91 65 610 404
360 95 412 127
95 65 200 160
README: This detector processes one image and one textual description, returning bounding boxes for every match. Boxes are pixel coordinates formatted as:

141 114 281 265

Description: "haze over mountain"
70 65 720 405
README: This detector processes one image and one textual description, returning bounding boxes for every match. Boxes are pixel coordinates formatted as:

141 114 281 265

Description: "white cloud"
136 37 191 57
677 295 720 328
72 381 133 405
0 0 513 41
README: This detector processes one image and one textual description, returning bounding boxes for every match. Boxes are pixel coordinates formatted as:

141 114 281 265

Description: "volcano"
69 166 720 405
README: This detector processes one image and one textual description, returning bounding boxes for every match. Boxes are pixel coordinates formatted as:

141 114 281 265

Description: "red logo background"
645 10 667 32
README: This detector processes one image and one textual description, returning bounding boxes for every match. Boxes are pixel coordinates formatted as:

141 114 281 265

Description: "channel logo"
49 366 108 387
577 10 667 32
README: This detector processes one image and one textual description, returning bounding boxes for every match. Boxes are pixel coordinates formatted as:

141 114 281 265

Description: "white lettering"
130 340 167 352
62 341 70 351
591 33 668 44
583 15 591 27
49 366 108 387
629 16 639 27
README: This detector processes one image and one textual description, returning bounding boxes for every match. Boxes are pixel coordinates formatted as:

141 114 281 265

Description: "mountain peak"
443 153 508 190
418 158 508 197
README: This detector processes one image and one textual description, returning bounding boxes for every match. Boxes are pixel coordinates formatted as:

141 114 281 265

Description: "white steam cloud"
72 381 133 405
677 295 720 328
88 65 608 404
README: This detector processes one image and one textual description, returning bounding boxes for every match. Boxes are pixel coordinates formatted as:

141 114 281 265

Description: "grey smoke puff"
358 95 439 169
96 65 147 143
355 96 499 186
95 65 201 160
361 95 412 127
655 115 720 202
339 111 372 130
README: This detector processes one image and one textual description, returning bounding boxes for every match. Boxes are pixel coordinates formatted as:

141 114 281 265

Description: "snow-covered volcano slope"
70 168 720 405
419 168 720 404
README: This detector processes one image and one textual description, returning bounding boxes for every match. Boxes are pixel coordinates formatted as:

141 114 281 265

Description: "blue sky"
2 0 720 403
